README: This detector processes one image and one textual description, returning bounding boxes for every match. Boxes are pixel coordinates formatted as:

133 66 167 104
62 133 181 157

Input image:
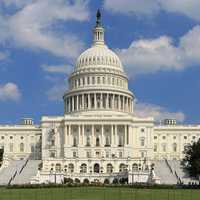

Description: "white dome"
76 45 123 70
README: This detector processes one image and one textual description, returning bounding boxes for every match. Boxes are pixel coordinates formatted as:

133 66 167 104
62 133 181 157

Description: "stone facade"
0 12 200 184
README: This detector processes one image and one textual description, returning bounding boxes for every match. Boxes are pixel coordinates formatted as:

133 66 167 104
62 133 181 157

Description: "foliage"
112 178 118 184
83 179 90 184
0 148 4 162
74 178 80 184
64 178 73 184
182 139 200 179
104 179 110 184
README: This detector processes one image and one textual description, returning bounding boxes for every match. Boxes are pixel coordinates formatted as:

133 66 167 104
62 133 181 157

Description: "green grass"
0 187 200 200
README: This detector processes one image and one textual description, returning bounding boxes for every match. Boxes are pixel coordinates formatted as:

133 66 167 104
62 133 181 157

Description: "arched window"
80 163 87 173
107 164 113 173
55 163 61 172
94 163 100 173
20 143 24 152
119 163 126 172
68 163 74 173
96 137 100 147
173 143 177 152
132 163 138 171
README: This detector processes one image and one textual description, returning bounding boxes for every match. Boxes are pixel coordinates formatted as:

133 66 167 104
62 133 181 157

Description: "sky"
0 0 200 124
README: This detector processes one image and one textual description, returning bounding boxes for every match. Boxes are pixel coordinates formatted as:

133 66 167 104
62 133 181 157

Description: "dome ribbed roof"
76 45 123 70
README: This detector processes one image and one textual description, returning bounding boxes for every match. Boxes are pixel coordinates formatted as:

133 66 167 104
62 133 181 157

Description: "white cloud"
42 64 72 74
0 52 8 61
104 0 160 16
46 83 67 101
104 0 200 21
160 0 200 21
0 83 21 101
117 25 200 78
1 0 34 8
135 102 185 122
0 0 89 59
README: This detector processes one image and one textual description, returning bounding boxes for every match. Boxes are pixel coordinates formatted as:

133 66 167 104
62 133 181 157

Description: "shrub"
112 178 118 184
75 178 80 184
83 179 90 184
104 179 110 184
64 178 73 184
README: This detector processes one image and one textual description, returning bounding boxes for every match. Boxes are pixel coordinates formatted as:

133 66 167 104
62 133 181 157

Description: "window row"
71 136 125 148
154 135 199 140
50 163 145 174
77 55 120 68
70 75 127 89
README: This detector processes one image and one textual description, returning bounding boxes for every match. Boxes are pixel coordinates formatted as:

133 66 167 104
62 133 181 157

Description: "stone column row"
65 93 133 113
64 124 130 147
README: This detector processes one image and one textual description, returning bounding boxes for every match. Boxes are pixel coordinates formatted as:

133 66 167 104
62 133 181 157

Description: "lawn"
0 187 200 200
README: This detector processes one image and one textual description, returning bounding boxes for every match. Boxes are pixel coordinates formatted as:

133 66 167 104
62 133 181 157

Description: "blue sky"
0 0 200 124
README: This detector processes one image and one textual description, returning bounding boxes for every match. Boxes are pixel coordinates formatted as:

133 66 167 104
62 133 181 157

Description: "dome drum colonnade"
63 10 134 114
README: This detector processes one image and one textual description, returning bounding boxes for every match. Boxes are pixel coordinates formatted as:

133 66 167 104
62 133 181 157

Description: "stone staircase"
11 160 41 185
154 160 178 184
167 160 198 184
0 160 26 185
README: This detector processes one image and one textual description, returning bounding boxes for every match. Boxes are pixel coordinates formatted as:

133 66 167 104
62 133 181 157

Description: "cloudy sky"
0 0 200 124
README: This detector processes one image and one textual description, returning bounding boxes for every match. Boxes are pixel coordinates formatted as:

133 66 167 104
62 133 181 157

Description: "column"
118 95 120 110
88 93 91 109
92 125 95 146
127 125 129 145
106 93 109 109
123 96 125 111
77 95 79 111
100 93 103 109
111 125 114 146
124 125 127 146
101 125 104 147
112 94 115 109
115 125 118 146
72 96 74 112
78 125 81 146
82 125 85 146
68 125 71 145
82 94 84 110
64 125 68 145
94 93 97 109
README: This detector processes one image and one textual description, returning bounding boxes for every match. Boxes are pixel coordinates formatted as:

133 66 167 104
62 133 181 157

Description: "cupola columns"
93 9 105 46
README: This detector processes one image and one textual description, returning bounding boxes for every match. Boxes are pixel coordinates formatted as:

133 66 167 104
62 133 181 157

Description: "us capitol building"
0 11 200 185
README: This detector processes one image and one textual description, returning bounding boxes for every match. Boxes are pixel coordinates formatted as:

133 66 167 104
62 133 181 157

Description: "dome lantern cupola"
93 9 105 46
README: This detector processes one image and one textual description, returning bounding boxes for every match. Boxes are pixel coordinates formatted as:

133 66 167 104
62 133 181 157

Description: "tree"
182 139 200 180
0 148 4 163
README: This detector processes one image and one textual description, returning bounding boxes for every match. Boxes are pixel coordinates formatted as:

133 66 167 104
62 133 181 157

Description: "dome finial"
96 9 101 27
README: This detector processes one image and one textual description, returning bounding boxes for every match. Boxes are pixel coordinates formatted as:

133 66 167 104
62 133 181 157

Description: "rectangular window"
73 151 77 158
154 144 157 152
97 77 100 84
86 151 91 158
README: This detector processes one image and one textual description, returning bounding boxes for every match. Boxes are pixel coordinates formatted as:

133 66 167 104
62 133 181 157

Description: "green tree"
182 139 200 180
0 148 3 162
